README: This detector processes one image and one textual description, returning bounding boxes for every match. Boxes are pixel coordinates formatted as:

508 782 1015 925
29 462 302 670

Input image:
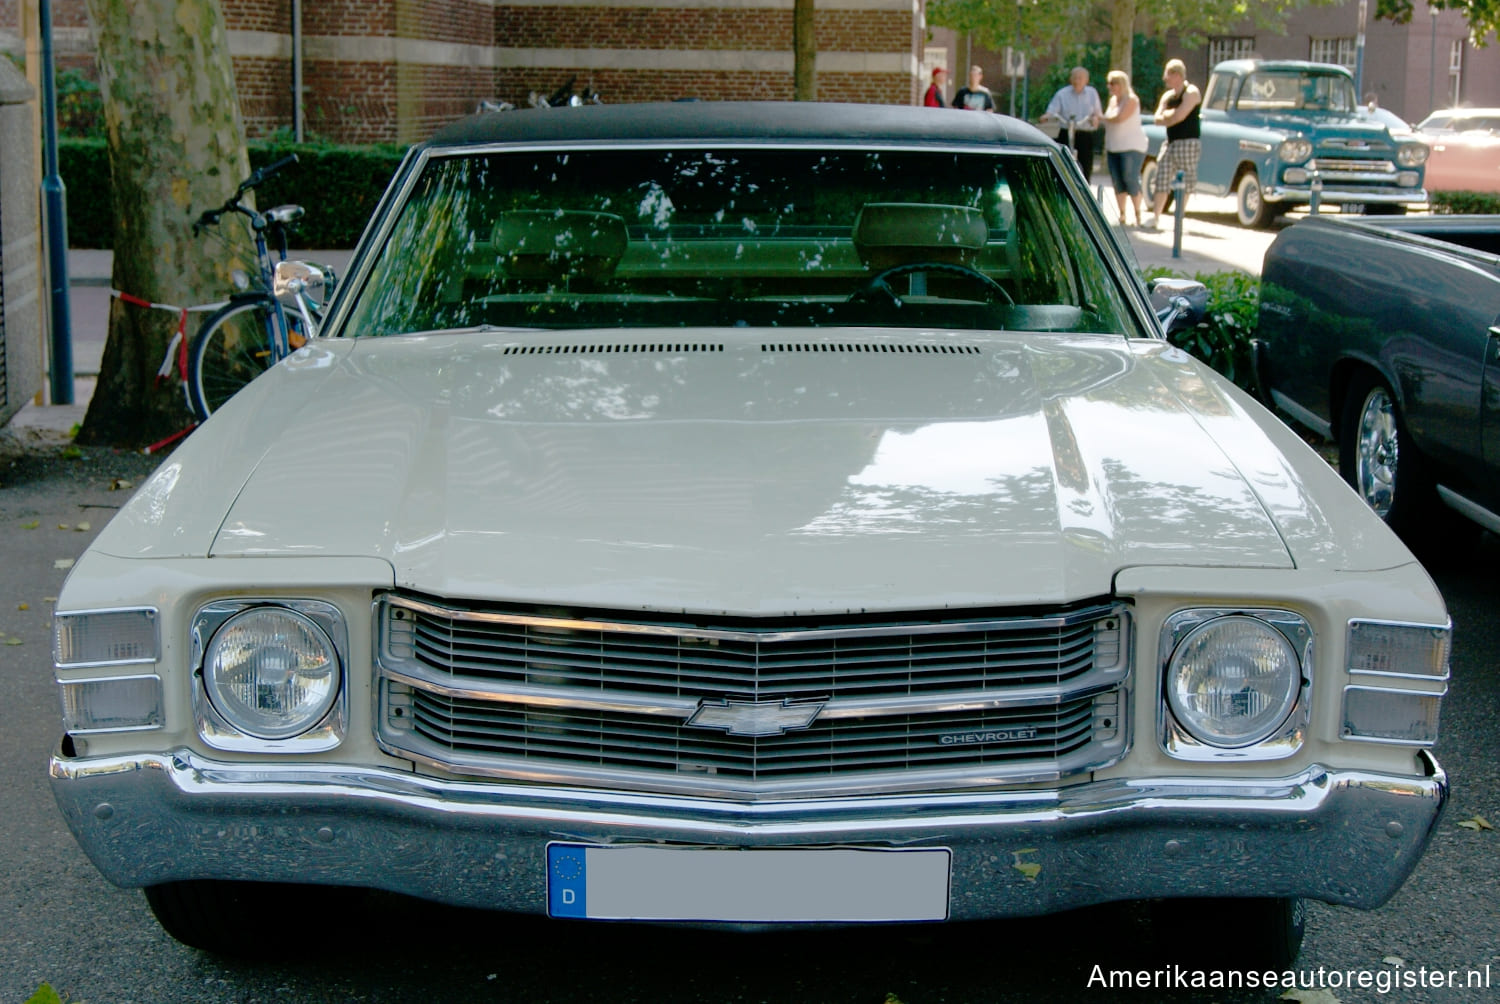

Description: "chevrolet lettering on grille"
686 698 825 737
939 728 1041 745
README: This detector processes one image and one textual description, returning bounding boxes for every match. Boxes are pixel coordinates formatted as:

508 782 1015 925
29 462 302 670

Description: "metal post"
1429 6 1438 114
292 0 304 142
38 0 71 405
1171 171 1184 259
1354 0 1368 99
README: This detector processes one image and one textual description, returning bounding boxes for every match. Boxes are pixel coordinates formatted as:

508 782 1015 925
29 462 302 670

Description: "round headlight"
203 607 340 739
1166 615 1301 747
1277 136 1313 165
1396 142 1429 167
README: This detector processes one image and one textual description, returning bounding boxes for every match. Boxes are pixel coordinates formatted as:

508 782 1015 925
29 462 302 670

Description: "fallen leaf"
53 558 74 570
56 523 69 531
109 478 135 491
1458 816 1494 831
3 638 21 646
17 602 28 611
74 522 91 532
43 596 58 604
1281 990 1343 1003
20 520 39 530
1383 955 1405 966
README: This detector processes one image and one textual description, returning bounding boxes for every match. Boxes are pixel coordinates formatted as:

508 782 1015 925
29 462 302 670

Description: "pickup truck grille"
1311 158 1397 175
375 593 1130 798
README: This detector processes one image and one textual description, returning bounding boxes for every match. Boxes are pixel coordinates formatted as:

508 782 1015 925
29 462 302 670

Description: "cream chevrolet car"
50 103 1448 965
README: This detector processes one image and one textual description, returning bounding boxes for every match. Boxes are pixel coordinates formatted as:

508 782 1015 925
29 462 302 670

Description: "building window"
1208 37 1255 68
1449 39 1464 106
1310 37 1356 69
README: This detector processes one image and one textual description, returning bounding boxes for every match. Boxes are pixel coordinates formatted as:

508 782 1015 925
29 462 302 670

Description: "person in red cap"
923 67 947 108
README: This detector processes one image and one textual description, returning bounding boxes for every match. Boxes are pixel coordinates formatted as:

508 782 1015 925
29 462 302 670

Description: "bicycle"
185 155 333 421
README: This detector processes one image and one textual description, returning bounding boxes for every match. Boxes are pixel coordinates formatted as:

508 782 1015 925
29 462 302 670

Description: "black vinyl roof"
425 101 1054 151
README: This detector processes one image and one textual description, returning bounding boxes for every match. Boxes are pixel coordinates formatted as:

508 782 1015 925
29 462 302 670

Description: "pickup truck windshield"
340 147 1135 337
1238 71 1357 113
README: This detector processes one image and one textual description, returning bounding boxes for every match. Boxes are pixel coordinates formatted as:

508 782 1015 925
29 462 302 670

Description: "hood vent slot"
761 342 980 355
503 343 724 355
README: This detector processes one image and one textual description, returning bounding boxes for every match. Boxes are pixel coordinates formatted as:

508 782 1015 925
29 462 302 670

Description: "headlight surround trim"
1277 135 1314 165
1396 142 1430 167
192 598 348 752
1159 608 1313 762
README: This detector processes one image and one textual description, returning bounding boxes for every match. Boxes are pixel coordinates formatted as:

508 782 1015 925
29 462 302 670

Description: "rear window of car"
338 146 1137 338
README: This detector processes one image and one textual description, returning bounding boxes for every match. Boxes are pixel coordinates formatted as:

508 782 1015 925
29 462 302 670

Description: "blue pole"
39 0 73 405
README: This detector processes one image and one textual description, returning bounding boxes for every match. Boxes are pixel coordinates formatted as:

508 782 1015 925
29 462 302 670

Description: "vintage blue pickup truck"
1145 60 1430 228
1256 214 1500 537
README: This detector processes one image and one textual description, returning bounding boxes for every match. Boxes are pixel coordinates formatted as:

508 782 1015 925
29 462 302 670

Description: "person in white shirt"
1040 67 1103 181
1102 70 1149 226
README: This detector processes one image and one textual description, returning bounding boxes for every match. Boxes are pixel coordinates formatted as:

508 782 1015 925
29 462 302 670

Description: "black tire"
1235 172 1276 229
187 298 277 422
144 880 360 955
1142 158 1173 212
1151 896 1306 970
1339 370 1431 534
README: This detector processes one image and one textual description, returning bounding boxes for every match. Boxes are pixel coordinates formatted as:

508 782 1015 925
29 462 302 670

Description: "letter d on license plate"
546 844 950 922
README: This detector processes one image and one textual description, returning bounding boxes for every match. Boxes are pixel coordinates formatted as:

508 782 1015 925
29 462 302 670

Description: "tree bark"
77 0 250 447
1110 0 1138 73
793 0 816 101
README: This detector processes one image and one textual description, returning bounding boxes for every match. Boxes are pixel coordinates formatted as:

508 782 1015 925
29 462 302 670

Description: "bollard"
1171 170 1185 259
1309 171 1323 216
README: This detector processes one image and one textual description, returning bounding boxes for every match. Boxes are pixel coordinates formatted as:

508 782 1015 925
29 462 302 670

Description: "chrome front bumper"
50 748 1446 921
1262 186 1428 206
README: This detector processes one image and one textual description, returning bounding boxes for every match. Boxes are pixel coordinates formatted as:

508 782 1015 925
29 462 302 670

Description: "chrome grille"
376 594 1130 798
1311 158 1396 174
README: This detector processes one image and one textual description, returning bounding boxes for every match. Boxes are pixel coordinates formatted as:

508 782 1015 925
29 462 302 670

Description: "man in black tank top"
1147 59 1202 229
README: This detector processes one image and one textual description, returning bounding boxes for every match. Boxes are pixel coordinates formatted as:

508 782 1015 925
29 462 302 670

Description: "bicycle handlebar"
237 154 299 197
195 155 302 235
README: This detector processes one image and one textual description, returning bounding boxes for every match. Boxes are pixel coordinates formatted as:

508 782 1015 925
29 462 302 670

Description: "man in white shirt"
1041 67 1104 181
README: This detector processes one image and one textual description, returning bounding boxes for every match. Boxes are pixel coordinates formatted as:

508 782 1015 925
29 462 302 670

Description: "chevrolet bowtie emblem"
686 698 825 737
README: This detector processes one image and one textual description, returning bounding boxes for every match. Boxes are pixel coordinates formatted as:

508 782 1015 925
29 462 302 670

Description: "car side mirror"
274 260 335 311
1147 277 1209 336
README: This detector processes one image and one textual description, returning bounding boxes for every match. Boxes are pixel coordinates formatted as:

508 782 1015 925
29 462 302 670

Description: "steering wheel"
851 261 1014 307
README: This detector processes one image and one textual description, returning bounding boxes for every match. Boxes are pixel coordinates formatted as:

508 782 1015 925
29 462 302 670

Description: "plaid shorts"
1152 139 1201 197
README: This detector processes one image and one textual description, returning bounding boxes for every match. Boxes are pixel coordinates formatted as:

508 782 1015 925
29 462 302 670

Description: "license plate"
545 844 950 922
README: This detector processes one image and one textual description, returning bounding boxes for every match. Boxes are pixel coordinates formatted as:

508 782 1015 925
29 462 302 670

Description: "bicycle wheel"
187 298 277 421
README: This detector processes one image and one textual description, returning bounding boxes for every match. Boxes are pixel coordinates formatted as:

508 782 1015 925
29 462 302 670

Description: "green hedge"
60 138 407 249
1430 190 1500 215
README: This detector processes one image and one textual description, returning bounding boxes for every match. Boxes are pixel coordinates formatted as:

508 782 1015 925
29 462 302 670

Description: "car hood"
95 330 1402 615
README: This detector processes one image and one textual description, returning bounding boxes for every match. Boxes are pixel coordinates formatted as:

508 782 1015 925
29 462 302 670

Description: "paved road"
0 449 1496 1003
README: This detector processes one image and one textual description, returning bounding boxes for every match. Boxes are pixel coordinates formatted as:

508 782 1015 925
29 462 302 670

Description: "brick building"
2 0 930 145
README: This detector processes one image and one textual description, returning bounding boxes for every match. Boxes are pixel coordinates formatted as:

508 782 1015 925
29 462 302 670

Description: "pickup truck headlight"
1164 613 1303 748
1396 142 1429 167
1277 136 1313 164
201 606 341 740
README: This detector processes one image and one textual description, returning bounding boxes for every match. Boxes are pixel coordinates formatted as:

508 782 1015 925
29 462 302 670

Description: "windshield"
339 146 1136 338
1237 71 1357 113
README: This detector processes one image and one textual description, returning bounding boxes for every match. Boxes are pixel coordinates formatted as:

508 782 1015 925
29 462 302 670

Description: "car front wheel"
1339 372 1430 533
1235 172 1277 228
145 880 362 955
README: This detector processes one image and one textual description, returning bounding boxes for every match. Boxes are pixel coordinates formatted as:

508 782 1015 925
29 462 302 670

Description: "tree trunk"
77 0 250 447
793 0 816 101
1110 0 1138 73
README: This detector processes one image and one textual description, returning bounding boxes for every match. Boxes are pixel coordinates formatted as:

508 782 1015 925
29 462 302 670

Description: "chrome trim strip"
1262 187 1426 204
1269 389 1333 440
1436 485 1500 536
383 593 1118 644
383 666 1123 720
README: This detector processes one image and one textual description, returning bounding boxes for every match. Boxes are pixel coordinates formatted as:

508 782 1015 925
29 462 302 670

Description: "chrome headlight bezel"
191 599 348 752
1277 135 1313 165
1396 142 1430 167
1159 608 1312 762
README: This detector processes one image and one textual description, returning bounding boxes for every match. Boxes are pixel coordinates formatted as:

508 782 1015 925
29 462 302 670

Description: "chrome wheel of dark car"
1339 372 1430 533
1235 173 1275 229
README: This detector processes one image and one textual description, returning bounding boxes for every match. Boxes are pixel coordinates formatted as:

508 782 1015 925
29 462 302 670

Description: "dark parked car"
1257 213 1500 534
